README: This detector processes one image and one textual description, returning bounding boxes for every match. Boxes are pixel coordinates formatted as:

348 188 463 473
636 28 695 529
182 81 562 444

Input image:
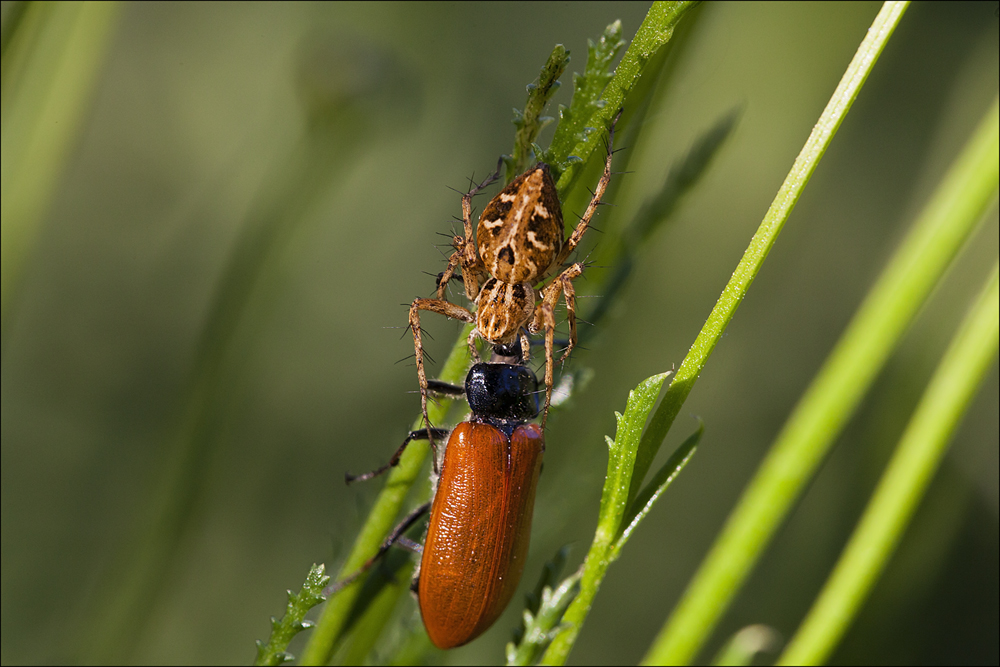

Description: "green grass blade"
1 0 122 334
331 556 417 666
778 262 1000 665
644 75 998 667
583 108 741 341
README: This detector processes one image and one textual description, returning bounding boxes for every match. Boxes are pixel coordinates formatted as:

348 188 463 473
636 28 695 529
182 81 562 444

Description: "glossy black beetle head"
465 362 539 425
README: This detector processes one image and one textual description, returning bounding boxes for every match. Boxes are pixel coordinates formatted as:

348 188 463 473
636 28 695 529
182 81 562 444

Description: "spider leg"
531 263 585 427
547 109 621 274
409 298 475 470
456 160 502 301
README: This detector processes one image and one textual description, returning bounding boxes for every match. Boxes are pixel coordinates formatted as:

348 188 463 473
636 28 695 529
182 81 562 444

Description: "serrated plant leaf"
556 1 698 198
254 564 330 666
507 568 582 666
510 44 570 178
545 20 626 175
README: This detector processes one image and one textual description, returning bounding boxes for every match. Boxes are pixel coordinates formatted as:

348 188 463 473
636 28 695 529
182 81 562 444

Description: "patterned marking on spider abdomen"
475 278 535 343
477 164 563 284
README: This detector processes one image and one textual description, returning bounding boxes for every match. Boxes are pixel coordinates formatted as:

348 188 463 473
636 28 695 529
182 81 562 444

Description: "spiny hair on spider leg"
394 352 416 365
398 323 424 341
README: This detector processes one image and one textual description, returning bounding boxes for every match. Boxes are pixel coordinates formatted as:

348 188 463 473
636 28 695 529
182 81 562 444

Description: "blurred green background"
1 2 996 664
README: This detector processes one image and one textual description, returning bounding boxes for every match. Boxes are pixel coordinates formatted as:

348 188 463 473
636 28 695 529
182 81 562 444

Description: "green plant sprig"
645 24 1000 667
555 1 698 198
629 2 911 524
255 564 330 666
507 44 569 180
539 380 701 665
537 20 626 180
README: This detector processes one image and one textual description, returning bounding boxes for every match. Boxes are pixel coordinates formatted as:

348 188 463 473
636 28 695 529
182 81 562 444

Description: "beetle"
336 357 544 649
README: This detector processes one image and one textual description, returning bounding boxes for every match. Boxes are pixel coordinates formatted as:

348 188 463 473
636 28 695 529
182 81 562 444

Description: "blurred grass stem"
779 263 1000 665
1 0 121 341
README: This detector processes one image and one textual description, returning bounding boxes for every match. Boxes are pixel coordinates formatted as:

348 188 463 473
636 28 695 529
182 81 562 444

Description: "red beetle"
342 361 544 649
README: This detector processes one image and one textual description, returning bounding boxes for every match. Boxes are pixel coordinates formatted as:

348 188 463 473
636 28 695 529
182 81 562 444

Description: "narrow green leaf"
538 371 670 665
631 2 911 523
614 420 702 558
779 263 1000 665
583 107 740 342
644 23 1000 667
1 0 122 332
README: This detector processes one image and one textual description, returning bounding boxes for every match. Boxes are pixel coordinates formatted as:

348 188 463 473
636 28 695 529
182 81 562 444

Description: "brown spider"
410 116 618 445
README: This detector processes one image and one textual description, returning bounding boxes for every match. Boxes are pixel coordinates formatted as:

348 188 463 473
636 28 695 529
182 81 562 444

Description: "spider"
409 114 619 448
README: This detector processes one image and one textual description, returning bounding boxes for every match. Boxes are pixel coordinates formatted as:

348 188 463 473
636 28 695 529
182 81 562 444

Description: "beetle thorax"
476 165 563 284
475 278 535 343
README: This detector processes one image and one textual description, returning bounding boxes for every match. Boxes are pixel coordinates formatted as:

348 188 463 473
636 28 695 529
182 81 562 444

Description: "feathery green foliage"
255 564 330 666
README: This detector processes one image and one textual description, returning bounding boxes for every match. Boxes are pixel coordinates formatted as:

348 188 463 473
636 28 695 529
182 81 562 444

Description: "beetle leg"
323 501 431 597
345 427 451 484
410 298 475 469
424 379 465 397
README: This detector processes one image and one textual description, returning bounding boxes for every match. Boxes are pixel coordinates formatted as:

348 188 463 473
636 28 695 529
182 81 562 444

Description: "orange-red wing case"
419 421 543 649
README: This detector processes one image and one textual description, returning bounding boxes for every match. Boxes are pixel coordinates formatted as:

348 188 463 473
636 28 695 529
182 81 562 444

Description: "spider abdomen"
477 163 563 284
